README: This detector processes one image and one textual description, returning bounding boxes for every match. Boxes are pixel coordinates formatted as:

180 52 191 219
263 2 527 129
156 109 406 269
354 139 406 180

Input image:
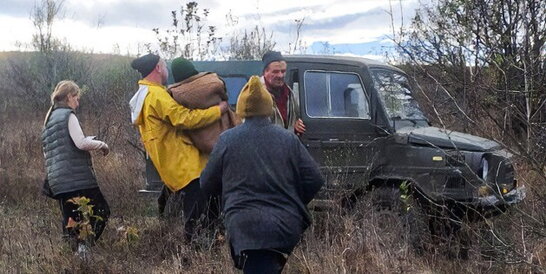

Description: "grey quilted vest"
42 108 98 195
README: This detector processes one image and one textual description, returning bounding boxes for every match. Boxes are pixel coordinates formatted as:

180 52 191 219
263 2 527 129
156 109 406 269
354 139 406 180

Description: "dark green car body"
143 55 525 215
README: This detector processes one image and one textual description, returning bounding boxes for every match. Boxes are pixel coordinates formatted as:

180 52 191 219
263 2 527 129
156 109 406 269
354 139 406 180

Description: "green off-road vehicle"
142 55 526 252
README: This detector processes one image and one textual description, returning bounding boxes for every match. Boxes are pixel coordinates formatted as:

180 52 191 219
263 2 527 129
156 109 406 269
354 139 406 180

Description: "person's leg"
203 194 223 242
242 249 287 274
84 188 110 242
230 242 245 270
157 185 171 217
204 194 221 228
180 179 206 242
58 194 81 250
58 198 70 238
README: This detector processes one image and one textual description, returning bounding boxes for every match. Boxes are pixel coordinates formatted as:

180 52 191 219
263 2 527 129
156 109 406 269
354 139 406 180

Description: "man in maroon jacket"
261 51 306 135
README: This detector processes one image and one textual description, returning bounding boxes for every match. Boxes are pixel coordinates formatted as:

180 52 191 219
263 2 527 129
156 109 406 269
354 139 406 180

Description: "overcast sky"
0 0 420 60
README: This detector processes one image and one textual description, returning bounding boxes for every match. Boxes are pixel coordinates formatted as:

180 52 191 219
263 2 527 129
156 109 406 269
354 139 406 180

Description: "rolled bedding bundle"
168 72 240 154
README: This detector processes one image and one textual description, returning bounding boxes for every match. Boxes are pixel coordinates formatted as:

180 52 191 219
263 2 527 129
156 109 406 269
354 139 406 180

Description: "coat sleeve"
290 89 300 120
295 138 325 205
153 89 222 130
68 114 107 151
200 136 226 197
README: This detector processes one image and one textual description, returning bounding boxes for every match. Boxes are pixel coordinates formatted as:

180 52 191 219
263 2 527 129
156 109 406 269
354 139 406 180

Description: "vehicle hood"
396 126 500 152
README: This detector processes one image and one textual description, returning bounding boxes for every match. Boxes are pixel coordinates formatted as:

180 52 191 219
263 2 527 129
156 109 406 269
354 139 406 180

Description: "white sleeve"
68 114 107 151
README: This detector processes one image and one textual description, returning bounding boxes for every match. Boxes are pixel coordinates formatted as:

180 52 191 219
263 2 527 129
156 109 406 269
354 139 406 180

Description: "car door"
287 62 386 190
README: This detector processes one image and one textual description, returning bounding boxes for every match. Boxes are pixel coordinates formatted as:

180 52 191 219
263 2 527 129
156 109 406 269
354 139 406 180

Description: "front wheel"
366 185 432 253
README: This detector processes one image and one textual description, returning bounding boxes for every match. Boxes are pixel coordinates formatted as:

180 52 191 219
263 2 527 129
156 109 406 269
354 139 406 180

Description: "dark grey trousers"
57 187 110 248
158 179 219 242
241 249 287 274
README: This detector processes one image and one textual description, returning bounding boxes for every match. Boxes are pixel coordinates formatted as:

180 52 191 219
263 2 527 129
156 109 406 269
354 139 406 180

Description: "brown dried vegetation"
0 52 544 273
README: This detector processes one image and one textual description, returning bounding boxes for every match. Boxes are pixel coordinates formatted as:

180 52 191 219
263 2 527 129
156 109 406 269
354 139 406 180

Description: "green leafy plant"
126 226 139 243
399 180 411 212
116 225 140 246
66 196 102 242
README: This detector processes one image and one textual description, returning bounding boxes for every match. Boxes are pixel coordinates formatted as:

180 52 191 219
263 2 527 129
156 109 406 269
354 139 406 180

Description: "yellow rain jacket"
130 79 221 192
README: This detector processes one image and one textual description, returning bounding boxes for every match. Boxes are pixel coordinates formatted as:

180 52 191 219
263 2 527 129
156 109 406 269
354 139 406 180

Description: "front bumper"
476 186 526 207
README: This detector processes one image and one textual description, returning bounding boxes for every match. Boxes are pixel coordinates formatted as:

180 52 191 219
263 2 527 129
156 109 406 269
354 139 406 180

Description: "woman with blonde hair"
41 80 110 254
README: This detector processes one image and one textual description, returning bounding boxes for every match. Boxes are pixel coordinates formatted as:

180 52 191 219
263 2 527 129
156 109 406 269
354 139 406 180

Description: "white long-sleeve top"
68 113 108 151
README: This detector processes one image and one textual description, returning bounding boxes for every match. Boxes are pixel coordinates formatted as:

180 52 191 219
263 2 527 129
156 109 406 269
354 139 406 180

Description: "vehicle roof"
285 54 405 74
192 60 262 76
179 54 405 77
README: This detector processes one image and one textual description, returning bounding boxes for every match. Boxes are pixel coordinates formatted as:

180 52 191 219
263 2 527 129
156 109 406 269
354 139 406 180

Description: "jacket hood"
129 80 156 125
397 126 500 152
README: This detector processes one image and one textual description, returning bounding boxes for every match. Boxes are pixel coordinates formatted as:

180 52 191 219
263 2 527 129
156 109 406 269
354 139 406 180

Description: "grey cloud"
2 0 48 17
63 1 180 29
239 4 323 20
262 6 412 35
266 8 384 34
2 0 221 29
98 0 220 28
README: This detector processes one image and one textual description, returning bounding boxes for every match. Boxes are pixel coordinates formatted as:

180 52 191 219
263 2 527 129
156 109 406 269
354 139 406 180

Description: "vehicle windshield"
371 69 427 126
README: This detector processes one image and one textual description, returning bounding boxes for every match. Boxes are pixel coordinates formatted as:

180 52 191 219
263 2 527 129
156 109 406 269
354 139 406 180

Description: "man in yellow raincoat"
129 53 228 241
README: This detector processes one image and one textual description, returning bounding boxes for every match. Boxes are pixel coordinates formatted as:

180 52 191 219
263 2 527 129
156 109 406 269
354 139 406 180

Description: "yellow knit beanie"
236 76 273 118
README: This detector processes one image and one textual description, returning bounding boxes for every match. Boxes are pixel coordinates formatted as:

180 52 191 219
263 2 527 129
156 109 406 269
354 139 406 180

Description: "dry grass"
0 54 545 273
1 113 544 273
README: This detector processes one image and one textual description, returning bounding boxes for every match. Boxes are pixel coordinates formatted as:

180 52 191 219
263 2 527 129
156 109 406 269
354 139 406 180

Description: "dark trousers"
57 187 110 247
241 249 287 274
157 179 219 242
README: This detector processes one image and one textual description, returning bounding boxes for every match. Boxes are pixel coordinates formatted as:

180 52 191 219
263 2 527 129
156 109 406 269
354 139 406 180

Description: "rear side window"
304 71 370 119
222 76 248 105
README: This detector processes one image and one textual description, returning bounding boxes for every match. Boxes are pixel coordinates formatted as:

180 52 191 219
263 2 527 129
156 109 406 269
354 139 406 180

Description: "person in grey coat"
42 80 110 255
200 76 324 274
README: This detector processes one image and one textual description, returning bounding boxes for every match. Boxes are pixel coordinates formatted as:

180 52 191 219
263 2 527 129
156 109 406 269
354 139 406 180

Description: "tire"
427 203 471 259
406 199 431 255
368 186 431 254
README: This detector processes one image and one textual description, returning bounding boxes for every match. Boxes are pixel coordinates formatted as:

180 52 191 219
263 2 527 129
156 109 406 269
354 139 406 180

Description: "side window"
304 71 370 119
221 76 248 105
